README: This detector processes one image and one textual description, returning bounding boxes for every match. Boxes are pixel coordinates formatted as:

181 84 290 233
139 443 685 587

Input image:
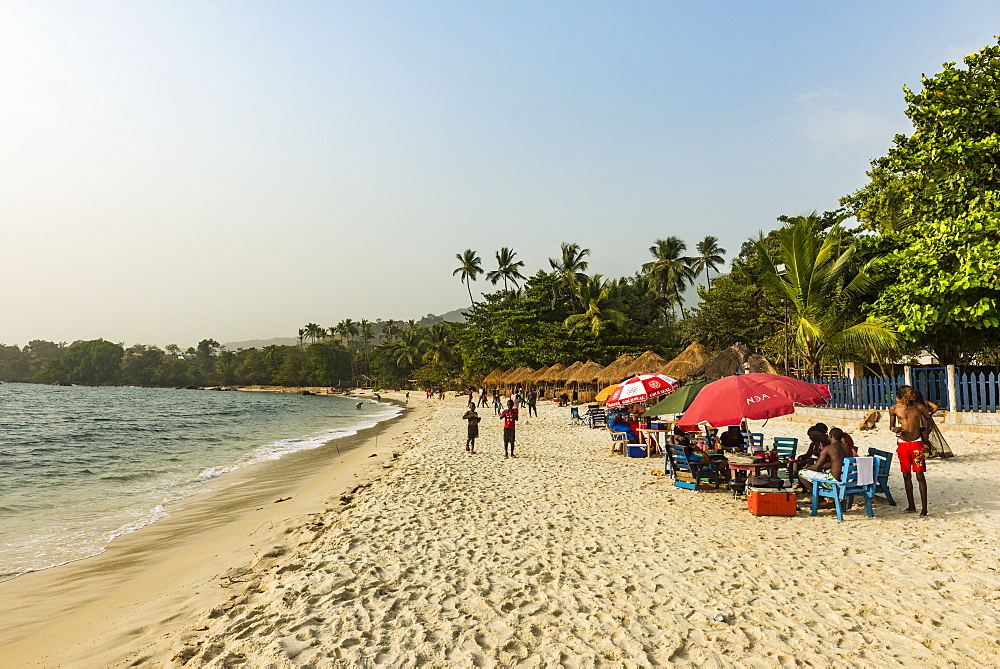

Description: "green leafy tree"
453 249 484 306
844 40 1000 362
36 339 124 385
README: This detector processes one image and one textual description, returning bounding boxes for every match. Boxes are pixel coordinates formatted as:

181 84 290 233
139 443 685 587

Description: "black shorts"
503 427 516 445
467 424 479 438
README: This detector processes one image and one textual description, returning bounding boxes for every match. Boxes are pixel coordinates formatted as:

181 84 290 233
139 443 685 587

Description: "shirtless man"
888 385 932 516
798 432 840 490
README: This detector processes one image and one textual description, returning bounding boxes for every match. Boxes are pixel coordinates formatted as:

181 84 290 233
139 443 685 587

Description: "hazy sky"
3 2 998 348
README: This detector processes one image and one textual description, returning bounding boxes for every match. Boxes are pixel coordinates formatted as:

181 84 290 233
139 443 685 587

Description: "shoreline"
0 390 423 666
4 394 1000 665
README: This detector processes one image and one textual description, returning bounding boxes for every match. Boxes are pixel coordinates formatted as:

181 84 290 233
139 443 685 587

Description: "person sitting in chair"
797 432 842 489
608 410 639 443
719 426 745 452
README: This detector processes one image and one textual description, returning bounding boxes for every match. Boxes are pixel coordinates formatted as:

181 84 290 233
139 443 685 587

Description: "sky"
2 1 998 348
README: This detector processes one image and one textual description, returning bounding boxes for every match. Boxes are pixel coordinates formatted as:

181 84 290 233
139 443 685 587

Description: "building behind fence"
804 366 1000 413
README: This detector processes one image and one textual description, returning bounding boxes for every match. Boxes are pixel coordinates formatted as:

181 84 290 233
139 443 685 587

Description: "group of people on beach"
461 386 537 457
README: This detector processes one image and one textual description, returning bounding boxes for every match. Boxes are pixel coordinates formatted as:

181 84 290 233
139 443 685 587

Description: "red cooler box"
747 490 796 516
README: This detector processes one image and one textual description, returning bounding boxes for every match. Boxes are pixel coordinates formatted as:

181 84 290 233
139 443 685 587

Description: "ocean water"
0 383 400 580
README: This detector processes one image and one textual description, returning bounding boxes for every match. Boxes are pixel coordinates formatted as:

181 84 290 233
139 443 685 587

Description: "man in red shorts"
888 385 933 516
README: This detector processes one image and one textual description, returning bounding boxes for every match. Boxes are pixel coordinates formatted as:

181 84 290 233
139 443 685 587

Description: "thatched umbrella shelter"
622 350 669 378
523 365 550 387
567 360 604 385
538 363 566 384
686 343 779 381
554 361 584 386
567 360 606 403
509 366 536 387
483 368 505 386
659 341 712 381
596 354 635 385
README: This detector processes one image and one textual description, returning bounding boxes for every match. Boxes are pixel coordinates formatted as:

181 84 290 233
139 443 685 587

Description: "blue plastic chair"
867 447 897 506
772 437 799 483
741 432 764 452
810 458 876 521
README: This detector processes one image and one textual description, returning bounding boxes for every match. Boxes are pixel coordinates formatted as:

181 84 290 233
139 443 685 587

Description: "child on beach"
500 400 519 457
462 402 481 454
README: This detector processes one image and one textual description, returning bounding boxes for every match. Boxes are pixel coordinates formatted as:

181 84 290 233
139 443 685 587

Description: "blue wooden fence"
802 369 1000 413
804 376 903 410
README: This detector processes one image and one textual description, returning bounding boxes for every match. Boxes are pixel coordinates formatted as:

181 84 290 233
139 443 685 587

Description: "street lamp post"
775 263 789 375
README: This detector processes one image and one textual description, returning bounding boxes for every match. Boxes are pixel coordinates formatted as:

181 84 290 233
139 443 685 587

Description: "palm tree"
693 236 726 289
360 319 374 374
395 328 425 368
297 328 305 347
756 216 898 377
453 249 484 306
564 274 628 339
642 237 696 319
406 319 417 330
423 323 459 368
304 323 324 344
549 242 590 307
486 247 526 294
381 320 400 342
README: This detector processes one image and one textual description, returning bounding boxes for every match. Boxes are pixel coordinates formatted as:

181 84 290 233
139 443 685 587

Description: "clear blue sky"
2 1 997 347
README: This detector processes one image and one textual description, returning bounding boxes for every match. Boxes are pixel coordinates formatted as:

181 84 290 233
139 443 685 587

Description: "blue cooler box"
627 445 647 458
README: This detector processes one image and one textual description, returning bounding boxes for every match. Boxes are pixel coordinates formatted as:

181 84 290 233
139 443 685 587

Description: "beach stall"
596 354 635 389
659 341 712 381
522 365 550 390
566 360 605 403
482 368 505 389
621 350 669 378
537 363 566 399
553 361 585 402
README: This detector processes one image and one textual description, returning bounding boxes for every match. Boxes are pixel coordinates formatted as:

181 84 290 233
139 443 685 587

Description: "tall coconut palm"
756 216 898 377
548 242 590 307
381 320 400 342
453 249 484 306
693 236 726 289
304 323 324 343
423 323 458 368
297 328 305 347
642 237 696 319
360 320 374 374
395 328 425 368
486 247 527 294
564 274 628 339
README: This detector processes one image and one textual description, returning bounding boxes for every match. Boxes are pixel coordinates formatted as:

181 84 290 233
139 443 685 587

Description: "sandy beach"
3 393 1000 666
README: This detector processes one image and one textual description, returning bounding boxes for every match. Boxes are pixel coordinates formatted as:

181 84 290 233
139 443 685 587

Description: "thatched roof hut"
508 366 536 386
596 354 635 385
538 363 566 383
659 341 712 380
553 361 584 384
686 343 779 380
523 365 550 385
483 368 505 386
567 360 605 385
622 350 669 378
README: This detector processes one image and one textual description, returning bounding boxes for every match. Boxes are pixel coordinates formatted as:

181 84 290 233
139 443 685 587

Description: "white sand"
4 394 1000 666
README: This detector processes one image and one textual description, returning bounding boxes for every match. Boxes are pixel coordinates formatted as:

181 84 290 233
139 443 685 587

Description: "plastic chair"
772 437 799 483
867 447 897 506
809 458 876 521
669 446 721 490
570 407 583 425
609 430 629 455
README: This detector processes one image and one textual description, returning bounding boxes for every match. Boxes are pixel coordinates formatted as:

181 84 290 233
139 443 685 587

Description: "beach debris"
713 612 726 622
274 497 291 503
369 453 378 457
340 494 353 504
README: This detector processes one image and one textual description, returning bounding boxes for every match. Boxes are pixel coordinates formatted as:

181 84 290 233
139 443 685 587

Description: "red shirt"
501 408 518 429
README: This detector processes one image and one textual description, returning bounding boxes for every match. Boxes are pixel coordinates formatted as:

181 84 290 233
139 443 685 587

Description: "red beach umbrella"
675 373 830 429
605 374 681 408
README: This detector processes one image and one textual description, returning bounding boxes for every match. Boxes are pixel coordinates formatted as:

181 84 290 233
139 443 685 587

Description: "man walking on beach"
527 389 538 417
462 402 481 454
500 399 519 457
888 385 933 516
